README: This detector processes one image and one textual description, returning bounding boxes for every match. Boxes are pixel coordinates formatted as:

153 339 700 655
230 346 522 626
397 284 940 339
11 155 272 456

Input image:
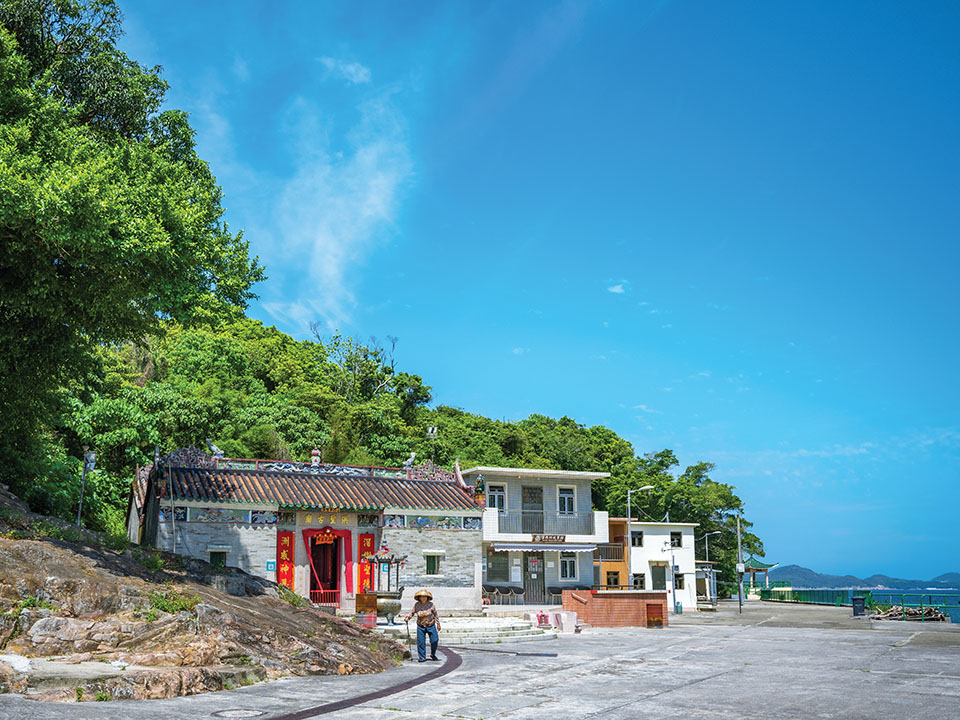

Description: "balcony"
594 542 625 562
496 511 595 536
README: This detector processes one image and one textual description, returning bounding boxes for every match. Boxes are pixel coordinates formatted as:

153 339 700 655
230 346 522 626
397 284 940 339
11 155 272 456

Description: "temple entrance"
309 536 340 607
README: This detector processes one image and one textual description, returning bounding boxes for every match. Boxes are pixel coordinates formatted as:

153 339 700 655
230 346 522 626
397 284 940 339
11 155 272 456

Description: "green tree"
0 0 264 485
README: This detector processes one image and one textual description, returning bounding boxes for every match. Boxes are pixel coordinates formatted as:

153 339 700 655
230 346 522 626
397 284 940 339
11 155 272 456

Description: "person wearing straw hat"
404 589 441 662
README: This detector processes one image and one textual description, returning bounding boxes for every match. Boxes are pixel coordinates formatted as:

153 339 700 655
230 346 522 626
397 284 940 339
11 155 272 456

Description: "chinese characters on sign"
276 531 295 591
358 533 375 592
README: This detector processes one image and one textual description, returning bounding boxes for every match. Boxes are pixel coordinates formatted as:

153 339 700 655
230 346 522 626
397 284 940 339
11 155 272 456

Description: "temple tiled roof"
158 466 479 511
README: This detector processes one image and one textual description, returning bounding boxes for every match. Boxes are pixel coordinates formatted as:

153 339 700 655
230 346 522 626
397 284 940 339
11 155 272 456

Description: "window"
425 555 442 576
606 571 620 588
632 573 645 590
631 531 644 547
674 573 685 590
558 487 575 515
486 547 509 582
488 484 506 512
670 532 683 548
209 551 227 569
560 552 577 580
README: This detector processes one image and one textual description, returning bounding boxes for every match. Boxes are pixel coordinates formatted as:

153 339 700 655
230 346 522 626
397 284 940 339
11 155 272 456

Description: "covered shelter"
744 555 779 589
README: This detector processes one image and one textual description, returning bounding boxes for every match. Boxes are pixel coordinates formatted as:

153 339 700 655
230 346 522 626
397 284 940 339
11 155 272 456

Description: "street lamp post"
626 485 654 589
76 447 96 527
698 530 720 562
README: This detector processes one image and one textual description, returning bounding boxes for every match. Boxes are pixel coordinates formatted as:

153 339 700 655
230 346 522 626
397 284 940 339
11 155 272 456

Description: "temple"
128 446 483 614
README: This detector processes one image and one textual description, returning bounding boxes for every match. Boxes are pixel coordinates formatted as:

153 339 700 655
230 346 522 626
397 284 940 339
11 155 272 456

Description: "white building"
628 522 698 613
461 466 610 604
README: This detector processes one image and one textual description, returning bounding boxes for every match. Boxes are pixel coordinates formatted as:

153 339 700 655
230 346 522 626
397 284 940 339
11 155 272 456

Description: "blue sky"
119 1 960 579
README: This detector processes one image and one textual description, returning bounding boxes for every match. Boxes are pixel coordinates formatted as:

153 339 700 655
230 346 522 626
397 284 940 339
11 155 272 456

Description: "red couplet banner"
358 532 375 592
276 531 295 591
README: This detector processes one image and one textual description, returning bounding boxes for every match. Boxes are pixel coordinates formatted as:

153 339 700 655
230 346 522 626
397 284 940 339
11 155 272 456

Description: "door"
651 564 667 590
310 538 340 605
523 552 547 604
646 603 664 628
521 486 544 533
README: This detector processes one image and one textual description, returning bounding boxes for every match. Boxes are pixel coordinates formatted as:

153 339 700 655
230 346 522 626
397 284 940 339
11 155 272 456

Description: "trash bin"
675 601 683 615
852 597 866 617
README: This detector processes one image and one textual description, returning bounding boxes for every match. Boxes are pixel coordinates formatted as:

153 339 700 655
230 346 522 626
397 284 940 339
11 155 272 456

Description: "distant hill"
769 565 960 590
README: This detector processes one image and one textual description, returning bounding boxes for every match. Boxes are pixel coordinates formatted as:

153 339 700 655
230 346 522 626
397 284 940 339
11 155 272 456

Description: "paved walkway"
2 600 958 719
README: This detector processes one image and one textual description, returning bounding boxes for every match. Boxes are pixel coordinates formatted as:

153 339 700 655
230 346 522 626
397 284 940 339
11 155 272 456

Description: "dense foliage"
0 0 264 492
0 0 763 592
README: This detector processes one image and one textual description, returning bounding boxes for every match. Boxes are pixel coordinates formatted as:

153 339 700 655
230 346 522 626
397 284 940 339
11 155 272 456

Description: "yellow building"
595 517 630 588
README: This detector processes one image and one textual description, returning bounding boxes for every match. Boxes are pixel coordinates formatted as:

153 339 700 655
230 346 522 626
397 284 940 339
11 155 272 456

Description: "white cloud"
607 283 626 294
633 404 660 414
266 89 412 329
511 347 530 355
318 56 372 84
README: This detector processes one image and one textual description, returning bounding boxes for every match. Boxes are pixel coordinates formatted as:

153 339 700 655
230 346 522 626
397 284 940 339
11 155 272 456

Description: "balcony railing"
496 511 594 535
594 543 625 562
309 589 340 607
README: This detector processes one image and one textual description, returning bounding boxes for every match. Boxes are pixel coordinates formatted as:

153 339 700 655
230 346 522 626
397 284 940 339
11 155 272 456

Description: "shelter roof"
157 466 479 511
744 555 779 570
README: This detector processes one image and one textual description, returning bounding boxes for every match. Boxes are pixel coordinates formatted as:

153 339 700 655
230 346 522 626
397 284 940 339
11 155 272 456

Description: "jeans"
416 624 439 660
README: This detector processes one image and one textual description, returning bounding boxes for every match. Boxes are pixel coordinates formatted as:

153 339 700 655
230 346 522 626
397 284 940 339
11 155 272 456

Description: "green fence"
760 588 873 607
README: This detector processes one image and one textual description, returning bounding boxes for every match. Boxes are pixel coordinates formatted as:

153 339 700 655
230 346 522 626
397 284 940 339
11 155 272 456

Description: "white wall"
628 523 698 611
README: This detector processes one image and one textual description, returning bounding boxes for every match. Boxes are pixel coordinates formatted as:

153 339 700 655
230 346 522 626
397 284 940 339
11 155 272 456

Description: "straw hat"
414 589 433 601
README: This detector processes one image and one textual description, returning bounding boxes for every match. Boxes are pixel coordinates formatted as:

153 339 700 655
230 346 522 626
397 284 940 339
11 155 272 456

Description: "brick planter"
561 590 669 628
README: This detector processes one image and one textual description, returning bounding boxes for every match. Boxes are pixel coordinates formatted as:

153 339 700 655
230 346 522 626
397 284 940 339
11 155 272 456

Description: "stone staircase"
374 616 558 646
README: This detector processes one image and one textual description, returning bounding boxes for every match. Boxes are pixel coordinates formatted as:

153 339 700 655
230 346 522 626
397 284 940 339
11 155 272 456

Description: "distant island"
769 565 960 590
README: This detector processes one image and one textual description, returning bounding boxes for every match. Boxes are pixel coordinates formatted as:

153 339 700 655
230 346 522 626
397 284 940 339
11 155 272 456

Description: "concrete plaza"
1 600 958 719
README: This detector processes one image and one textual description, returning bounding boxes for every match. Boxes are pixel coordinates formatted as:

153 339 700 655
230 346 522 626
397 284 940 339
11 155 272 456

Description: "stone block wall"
383 526 482 611
157 521 277 582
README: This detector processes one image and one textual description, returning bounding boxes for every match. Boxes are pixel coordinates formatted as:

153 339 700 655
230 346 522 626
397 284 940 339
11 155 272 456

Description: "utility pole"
736 514 744 615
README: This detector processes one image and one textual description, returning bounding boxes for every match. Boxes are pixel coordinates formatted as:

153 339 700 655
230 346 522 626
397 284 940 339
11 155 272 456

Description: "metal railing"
869 592 960 623
594 543 625 562
760 588 872 606
496 511 595 535
309 589 340 607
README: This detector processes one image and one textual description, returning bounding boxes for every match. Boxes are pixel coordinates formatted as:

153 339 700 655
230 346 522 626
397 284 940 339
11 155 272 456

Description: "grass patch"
278 584 307 607
75 687 83 702
133 548 165 573
95 691 111 701
148 588 200 614
101 532 129 553
143 608 159 622
5 597 56 615
223 681 235 690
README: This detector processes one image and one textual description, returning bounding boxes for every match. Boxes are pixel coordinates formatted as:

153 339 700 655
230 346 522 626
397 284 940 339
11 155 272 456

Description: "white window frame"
559 551 578 581
556 485 576 515
488 483 507 512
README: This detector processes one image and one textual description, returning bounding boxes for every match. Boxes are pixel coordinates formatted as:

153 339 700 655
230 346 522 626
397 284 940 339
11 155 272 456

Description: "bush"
102 531 129 553
133 548 165 572
148 589 200 614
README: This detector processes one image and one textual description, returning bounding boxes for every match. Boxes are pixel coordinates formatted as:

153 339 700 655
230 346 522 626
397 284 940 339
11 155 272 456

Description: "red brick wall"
561 590 669 628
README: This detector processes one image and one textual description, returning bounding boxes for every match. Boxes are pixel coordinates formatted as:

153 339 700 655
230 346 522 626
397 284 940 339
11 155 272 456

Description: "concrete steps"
374 617 558 645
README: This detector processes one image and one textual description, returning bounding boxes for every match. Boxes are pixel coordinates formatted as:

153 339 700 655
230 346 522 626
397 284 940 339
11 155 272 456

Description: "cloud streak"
264 87 412 329
317 56 372 84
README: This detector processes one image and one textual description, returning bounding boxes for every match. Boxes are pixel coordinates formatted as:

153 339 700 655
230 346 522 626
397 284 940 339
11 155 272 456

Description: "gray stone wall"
383 527 480 589
157 520 277 582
